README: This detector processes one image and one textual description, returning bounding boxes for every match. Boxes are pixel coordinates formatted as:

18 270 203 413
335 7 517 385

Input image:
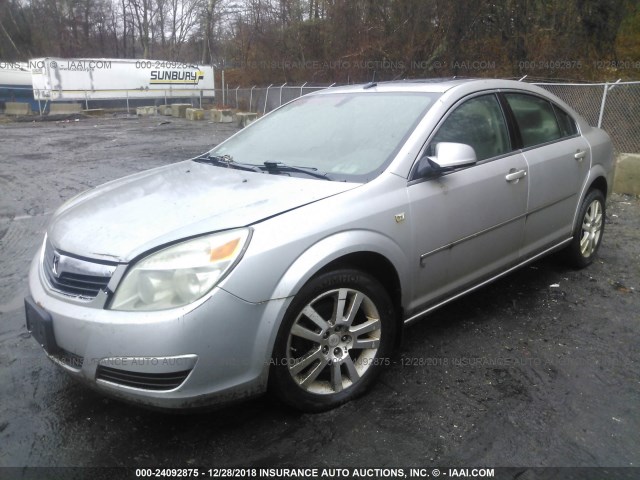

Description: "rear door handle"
574 150 586 161
505 169 527 182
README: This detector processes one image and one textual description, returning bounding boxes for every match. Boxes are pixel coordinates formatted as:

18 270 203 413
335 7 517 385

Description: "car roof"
313 78 547 95
310 78 586 127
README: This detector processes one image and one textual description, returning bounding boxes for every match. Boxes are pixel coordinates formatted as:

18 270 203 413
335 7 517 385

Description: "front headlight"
110 228 251 311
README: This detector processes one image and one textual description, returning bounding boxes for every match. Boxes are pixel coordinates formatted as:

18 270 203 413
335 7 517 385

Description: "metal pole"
126 91 130 114
236 86 239 109
250 86 255 112
279 82 287 106
300 82 307 98
221 70 225 106
597 78 622 128
85 92 88 110
597 83 608 128
264 84 273 114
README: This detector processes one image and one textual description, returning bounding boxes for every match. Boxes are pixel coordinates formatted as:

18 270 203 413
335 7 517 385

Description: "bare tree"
167 0 200 58
128 0 157 58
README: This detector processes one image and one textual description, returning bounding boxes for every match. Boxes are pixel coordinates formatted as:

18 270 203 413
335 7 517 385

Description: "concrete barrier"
186 108 205 121
235 112 258 128
211 109 234 123
614 153 640 195
82 109 106 116
4 102 32 115
171 104 192 118
136 106 157 116
49 103 82 115
158 105 173 116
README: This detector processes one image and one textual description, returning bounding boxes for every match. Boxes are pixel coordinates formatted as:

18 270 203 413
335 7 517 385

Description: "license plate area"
25 296 60 355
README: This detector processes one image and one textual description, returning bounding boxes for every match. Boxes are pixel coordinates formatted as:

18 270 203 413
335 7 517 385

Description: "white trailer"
29 58 215 103
0 61 32 88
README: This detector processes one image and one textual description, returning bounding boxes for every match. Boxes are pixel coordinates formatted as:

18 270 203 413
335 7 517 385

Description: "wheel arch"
315 251 405 346
269 230 409 345
573 168 609 234
588 175 608 198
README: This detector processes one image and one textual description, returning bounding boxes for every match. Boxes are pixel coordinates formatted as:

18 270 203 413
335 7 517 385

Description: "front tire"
564 189 605 268
269 269 396 412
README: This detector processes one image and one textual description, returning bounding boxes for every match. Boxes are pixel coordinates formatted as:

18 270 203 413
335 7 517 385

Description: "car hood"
48 160 359 262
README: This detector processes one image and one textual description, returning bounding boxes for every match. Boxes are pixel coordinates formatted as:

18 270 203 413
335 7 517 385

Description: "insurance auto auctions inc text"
254 468 495 478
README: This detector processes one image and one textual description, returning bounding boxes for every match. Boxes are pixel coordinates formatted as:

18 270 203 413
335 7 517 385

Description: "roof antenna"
363 70 377 89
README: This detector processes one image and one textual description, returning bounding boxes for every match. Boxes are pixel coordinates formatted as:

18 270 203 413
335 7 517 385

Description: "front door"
406 93 529 315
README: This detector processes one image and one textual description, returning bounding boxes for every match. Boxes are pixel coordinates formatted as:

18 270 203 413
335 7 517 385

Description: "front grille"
96 365 192 391
43 241 116 299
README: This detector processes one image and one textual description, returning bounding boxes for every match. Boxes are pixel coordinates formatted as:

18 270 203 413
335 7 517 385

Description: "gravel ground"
0 115 638 476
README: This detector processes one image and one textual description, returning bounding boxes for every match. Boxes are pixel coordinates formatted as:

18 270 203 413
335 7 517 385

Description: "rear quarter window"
553 104 578 137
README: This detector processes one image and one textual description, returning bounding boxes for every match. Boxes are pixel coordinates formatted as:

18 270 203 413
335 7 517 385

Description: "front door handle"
505 169 527 182
574 150 586 161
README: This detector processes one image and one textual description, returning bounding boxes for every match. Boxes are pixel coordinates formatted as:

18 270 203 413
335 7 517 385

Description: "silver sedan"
25 79 614 411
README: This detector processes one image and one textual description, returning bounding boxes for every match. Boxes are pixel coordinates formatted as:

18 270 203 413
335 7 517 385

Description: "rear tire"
564 189 605 268
269 269 396 412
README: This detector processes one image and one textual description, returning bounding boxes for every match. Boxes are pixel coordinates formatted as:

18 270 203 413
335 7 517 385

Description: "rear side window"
553 105 578 137
505 93 562 148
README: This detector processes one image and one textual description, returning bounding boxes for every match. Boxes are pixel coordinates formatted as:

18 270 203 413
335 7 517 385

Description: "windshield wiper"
263 161 333 181
196 154 263 173
197 156 333 180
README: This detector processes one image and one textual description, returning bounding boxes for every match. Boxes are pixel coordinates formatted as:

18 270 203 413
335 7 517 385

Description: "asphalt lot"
0 114 638 476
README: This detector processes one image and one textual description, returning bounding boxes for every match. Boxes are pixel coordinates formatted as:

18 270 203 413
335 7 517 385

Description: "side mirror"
427 142 477 170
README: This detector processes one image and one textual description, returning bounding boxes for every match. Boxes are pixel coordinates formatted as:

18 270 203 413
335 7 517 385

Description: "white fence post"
597 78 621 128
597 83 609 129
264 84 273 114
279 82 287 107
221 70 225 106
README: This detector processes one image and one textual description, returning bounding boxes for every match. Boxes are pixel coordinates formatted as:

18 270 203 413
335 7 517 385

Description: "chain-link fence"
215 83 330 114
535 81 640 154
2 80 639 153
216 81 640 154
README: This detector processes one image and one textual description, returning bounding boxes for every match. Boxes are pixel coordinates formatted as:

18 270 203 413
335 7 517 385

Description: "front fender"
270 229 410 303
247 229 410 386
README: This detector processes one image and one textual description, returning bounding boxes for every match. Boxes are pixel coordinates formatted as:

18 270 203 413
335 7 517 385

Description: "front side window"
505 93 563 148
428 94 511 161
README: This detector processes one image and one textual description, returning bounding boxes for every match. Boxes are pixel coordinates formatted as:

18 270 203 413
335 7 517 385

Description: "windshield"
209 91 439 182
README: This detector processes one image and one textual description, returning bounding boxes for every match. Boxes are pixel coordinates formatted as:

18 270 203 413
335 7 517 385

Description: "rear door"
502 93 590 257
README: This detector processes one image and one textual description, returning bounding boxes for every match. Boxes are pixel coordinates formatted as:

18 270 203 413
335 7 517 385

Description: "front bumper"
27 251 288 409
